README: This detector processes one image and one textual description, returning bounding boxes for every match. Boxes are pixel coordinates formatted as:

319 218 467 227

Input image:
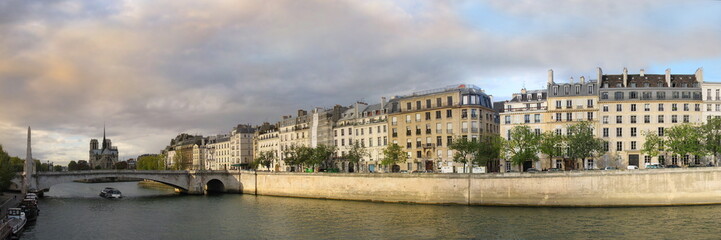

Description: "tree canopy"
502 125 540 167
381 143 407 171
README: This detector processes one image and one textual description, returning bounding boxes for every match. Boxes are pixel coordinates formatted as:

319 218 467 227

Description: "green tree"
381 143 407 172
702 117 721 166
171 151 189 170
312 144 336 172
503 125 540 170
253 151 276 170
77 161 91 170
475 135 503 172
284 146 314 172
538 131 565 169
68 160 78 171
641 130 665 164
0 145 16 192
115 161 128 169
345 142 368 172
666 123 706 166
53 165 63 172
566 122 606 169
137 155 165 170
449 136 479 173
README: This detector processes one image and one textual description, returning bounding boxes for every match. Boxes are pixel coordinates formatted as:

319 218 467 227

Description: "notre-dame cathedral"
89 127 118 169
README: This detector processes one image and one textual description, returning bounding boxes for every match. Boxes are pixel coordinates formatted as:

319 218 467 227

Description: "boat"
20 198 40 222
6 208 26 237
99 187 122 198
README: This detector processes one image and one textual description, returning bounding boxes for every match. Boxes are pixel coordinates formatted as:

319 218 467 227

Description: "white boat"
100 187 122 198
6 208 27 236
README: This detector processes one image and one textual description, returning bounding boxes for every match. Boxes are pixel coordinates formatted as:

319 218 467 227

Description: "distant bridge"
12 170 244 194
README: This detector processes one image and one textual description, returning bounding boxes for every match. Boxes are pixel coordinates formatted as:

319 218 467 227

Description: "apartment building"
253 122 281 171
205 134 231 170
230 124 256 169
333 98 393 172
598 68 704 168
546 70 600 170
499 88 548 171
702 81 721 121
388 84 498 173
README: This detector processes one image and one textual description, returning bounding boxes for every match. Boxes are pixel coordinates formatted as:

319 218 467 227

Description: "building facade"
599 68 704 168
499 88 549 171
253 122 281 171
230 124 256 169
388 84 498 173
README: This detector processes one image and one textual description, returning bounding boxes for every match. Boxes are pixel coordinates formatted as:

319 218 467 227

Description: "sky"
1 0 720 165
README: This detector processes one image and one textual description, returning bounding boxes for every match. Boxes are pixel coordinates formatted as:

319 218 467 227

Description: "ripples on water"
18 181 721 239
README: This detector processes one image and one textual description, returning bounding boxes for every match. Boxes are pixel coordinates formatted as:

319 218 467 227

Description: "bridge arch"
205 179 225 194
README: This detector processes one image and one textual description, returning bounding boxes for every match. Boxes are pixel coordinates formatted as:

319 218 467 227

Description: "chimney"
354 102 359 118
596 67 603 86
696 67 704 83
580 76 586 84
380 97 386 110
569 77 574 84
622 67 628 87
639 69 645 77
547 69 554 85
665 68 671 87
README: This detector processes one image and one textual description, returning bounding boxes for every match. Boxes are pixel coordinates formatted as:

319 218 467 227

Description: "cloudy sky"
1 0 720 165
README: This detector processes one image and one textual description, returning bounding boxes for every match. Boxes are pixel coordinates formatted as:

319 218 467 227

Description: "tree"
0 145 15 192
381 143 407 172
449 136 479 173
284 146 314 172
68 161 78 171
538 131 565 169
137 155 165 170
475 135 503 172
566 122 606 169
345 142 368 172
77 161 91 170
254 151 276 170
502 125 540 170
641 130 665 164
666 123 706 166
311 144 336 172
702 117 721 166
53 165 63 172
171 151 189 170
115 161 128 170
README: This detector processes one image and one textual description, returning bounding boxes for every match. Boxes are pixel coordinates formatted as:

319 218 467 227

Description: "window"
446 109 452 118
616 104 622 112
534 114 541 123
659 127 665 136
392 128 398 137
630 116 637 124
644 104 650 111
695 104 700 111
658 115 665 123
657 92 666 100
604 142 609 151
587 112 593 121
672 115 678 123
658 104 664 111
601 92 608 99
616 142 623 151
504 116 511 124
556 113 562 122
587 99 594 108
644 115 650 123
566 100 572 108
415 113 421 122
436 111 441 119
447 136 453 145
603 128 609 137
672 104 678 111
392 117 398 125
603 105 608 112
616 116 622 124
447 96 453 106
602 116 608 124
631 127 637 137
616 128 622 137
553 86 558 95
683 104 689 111
436 123 442 134
406 139 412 148
614 92 624 100
447 123 453 134
436 136 442 146
567 112 573 121
683 115 689 123
425 112 431 120
406 115 411 123
406 102 412 111
645 156 651 164
631 141 637 150
426 99 431 108
629 92 638 99
436 98 442 107
588 85 594 94
416 101 421 110
575 85 580 94
556 100 562 109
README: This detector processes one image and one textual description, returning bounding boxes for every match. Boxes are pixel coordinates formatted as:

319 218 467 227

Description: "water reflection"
20 181 721 239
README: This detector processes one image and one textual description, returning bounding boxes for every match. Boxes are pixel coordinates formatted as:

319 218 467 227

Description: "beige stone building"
333 99 392 172
598 68 704 168
545 70 600 170
499 88 549 171
388 84 498 173
205 134 231 170
702 81 721 121
230 124 256 169
253 122 281 171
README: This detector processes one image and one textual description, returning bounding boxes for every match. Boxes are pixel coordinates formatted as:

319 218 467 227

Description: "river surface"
19 181 721 239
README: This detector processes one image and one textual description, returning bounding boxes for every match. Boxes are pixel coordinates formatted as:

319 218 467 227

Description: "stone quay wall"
238 167 721 207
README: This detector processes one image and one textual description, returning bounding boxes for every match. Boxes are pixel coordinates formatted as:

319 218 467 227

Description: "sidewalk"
0 192 23 219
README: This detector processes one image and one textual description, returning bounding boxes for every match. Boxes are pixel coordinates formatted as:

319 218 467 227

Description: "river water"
19 181 721 239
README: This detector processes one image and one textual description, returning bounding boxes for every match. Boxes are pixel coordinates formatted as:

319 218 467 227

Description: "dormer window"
553 86 558 95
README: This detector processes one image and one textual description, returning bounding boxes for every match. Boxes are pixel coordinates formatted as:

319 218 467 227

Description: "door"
425 161 434 171
392 165 400 173
523 161 533 171
629 154 639 167
369 164 375 173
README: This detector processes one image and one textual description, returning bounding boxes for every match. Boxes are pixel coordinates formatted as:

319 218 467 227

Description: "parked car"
399 170 409 173
666 165 681 168
525 168 540 172
603 167 618 170
627 165 639 170
547 168 563 172
646 164 663 169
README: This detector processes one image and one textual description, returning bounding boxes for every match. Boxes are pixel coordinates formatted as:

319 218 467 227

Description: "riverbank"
238 167 721 207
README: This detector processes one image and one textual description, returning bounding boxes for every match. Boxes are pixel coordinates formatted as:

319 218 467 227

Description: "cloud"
0 0 720 164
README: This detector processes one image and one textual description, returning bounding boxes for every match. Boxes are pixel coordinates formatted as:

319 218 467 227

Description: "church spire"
102 123 108 150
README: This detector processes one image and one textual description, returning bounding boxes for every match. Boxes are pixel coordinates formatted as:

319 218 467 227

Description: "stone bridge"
12 170 244 195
